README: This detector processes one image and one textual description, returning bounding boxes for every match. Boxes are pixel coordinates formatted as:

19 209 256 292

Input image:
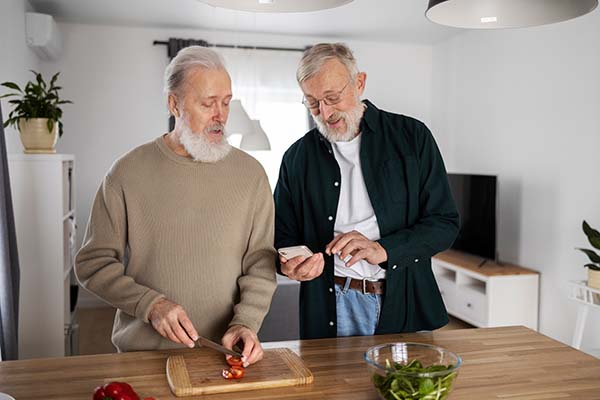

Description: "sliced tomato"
226 356 244 367
229 366 245 379
222 369 234 379
222 366 245 380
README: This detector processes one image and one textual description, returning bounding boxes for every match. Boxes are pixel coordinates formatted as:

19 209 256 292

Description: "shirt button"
414 258 419 263
328 216 333 221
329 321 335 326
392 264 398 270
329 287 334 293
328 150 332 154
334 181 339 187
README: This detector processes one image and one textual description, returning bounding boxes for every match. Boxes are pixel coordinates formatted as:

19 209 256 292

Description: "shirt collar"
360 99 380 135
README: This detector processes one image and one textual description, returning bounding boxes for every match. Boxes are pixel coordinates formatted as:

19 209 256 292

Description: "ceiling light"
226 100 254 136
198 0 353 13
240 120 271 151
426 0 598 29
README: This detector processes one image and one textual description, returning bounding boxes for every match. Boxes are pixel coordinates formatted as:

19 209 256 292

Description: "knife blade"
195 335 243 358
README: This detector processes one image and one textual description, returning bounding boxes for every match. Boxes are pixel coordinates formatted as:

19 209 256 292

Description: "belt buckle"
361 278 368 294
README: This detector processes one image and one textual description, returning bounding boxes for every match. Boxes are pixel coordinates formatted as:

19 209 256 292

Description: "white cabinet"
8 154 77 359
432 250 539 330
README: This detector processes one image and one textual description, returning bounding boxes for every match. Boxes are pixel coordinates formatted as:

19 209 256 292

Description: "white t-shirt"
331 133 386 281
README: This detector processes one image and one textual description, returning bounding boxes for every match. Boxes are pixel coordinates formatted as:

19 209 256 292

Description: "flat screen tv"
446 173 497 261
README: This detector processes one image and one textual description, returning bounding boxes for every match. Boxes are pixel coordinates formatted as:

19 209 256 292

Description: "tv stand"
432 249 539 330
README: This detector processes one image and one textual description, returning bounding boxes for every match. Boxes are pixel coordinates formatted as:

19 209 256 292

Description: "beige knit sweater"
75 136 277 352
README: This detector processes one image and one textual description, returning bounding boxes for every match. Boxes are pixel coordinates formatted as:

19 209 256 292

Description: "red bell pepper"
93 381 141 400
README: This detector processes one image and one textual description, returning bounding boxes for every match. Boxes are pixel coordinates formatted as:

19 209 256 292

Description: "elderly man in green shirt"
274 43 459 339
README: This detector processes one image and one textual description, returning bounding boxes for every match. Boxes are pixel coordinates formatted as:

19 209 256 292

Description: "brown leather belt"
333 276 385 295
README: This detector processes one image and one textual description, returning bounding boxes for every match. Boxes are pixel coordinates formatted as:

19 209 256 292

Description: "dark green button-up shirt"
274 100 459 339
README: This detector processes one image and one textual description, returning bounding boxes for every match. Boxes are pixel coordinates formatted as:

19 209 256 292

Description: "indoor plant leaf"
578 248 600 263
47 119 54 134
0 71 72 136
584 263 600 272
1 82 22 92
582 221 600 250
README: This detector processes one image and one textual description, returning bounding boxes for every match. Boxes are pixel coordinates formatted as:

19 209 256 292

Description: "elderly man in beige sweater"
75 46 277 366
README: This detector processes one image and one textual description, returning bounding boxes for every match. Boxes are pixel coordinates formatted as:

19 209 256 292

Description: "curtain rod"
153 40 307 53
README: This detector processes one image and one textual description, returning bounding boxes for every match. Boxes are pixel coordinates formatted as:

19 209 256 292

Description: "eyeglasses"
302 80 351 109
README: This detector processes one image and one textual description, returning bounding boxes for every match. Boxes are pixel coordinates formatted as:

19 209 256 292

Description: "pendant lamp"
226 100 271 151
199 0 353 13
426 0 598 29
240 120 271 151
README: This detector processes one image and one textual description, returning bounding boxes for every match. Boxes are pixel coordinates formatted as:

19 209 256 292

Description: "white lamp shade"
426 0 598 29
198 0 353 13
240 120 271 151
226 99 254 136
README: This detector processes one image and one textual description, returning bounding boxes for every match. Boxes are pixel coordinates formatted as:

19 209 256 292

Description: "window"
220 48 309 190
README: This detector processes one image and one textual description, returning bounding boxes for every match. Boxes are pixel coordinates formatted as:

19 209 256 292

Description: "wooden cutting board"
166 348 313 396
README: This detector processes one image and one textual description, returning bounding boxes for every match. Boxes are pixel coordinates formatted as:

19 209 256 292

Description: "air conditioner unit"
25 12 62 61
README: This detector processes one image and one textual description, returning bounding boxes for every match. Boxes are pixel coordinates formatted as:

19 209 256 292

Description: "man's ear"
356 72 367 96
168 93 180 117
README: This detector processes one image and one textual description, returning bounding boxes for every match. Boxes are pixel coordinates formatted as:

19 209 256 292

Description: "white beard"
313 101 366 143
178 118 232 163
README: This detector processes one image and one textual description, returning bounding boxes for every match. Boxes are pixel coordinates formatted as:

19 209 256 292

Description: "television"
446 173 497 262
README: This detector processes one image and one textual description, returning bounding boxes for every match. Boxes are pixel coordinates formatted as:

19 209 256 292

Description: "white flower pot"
18 118 58 154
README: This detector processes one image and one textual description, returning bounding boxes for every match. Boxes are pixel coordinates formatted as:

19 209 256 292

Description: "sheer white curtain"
219 48 308 190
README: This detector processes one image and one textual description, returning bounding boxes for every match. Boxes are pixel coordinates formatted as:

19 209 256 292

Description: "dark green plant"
577 220 600 271
0 70 72 137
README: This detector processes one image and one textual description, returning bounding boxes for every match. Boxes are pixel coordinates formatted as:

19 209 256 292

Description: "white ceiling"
29 0 462 44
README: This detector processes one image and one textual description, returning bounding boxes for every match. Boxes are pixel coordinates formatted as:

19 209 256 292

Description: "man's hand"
280 253 324 281
222 325 263 367
325 230 388 267
148 298 199 348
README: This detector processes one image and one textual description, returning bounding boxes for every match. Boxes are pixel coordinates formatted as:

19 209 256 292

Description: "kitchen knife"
195 335 243 358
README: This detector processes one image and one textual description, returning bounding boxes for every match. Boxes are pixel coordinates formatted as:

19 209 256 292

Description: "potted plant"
577 220 600 290
1 70 72 154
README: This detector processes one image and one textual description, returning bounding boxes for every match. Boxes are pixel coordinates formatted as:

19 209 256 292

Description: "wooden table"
1 326 599 399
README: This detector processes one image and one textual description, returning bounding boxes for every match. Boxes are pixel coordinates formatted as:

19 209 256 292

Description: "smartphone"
277 245 314 260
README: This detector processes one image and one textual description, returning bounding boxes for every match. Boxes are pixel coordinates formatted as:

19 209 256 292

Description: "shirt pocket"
383 158 408 203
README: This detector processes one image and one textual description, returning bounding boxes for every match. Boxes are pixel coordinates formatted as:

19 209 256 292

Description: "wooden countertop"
433 249 539 277
1 326 599 399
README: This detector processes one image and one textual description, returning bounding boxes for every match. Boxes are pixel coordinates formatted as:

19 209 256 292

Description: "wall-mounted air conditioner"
25 12 62 61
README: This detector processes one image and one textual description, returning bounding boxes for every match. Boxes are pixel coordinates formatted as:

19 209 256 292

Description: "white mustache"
205 124 224 133
326 114 344 124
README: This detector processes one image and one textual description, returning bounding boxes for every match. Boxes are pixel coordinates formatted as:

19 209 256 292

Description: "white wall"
38 23 435 250
0 0 40 153
432 11 600 355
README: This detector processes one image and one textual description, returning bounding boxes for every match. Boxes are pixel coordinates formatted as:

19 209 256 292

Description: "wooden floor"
76 306 473 355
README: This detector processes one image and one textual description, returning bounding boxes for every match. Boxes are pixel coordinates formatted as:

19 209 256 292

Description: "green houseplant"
1 70 72 153
577 220 600 290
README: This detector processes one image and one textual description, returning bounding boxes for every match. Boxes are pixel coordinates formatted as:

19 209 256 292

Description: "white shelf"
568 280 600 309
8 153 75 161
63 210 75 221
432 250 539 330
8 155 77 359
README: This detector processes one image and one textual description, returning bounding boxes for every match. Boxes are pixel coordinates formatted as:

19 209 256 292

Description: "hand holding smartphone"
277 245 313 260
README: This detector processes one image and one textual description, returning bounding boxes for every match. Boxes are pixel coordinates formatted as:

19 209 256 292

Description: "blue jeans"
335 278 382 337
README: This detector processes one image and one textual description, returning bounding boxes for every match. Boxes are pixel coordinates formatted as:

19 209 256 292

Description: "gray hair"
163 46 226 97
296 43 359 84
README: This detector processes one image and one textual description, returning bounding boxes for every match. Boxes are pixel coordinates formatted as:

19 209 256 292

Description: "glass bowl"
364 342 462 400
